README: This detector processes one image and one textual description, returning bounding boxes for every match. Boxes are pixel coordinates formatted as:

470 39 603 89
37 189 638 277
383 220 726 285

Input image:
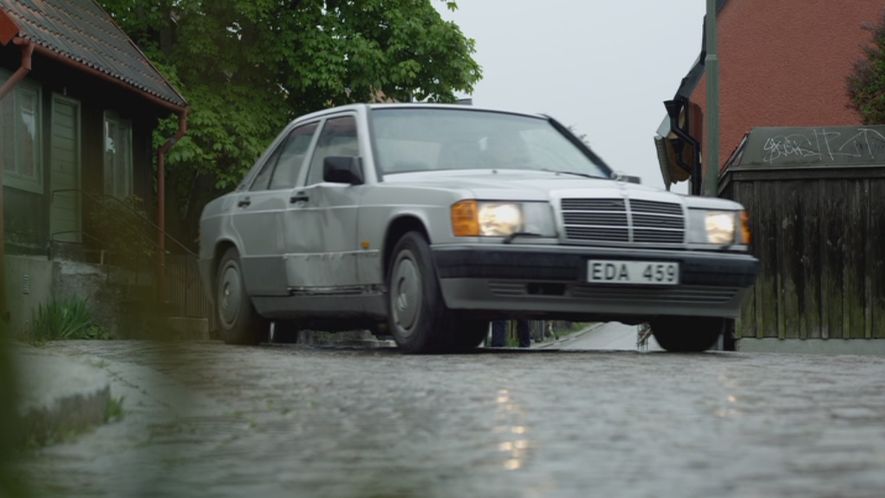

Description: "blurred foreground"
10 338 885 498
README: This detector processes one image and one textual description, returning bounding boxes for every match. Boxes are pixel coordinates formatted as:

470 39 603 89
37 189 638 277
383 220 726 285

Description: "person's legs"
491 320 508 347
516 320 531 348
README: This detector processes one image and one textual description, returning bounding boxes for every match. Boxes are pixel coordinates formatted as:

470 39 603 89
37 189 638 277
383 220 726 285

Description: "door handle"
290 193 310 203
237 197 251 207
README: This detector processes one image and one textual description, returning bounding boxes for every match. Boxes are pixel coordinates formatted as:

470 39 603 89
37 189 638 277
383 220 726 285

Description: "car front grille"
561 197 685 245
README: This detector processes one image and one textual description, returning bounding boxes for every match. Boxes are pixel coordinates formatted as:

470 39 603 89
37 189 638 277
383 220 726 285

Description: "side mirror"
323 156 364 185
614 173 642 185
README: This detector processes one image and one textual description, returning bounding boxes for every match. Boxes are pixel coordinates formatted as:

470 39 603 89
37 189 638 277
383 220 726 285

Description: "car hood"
381 169 742 209
383 169 671 202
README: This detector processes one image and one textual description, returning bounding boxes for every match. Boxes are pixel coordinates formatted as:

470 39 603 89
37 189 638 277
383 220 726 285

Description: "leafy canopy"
848 11 885 124
97 0 481 192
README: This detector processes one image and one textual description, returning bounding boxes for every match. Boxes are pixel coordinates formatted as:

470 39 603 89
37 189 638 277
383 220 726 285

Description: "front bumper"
432 244 758 320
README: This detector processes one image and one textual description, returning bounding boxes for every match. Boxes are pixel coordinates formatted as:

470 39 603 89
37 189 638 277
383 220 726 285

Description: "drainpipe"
0 39 33 99
156 109 189 303
703 0 721 197
0 38 34 322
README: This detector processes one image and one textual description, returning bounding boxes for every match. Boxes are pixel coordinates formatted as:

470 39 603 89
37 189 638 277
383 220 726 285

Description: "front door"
49 95 81 243
231 122 318 296
284 115 363 291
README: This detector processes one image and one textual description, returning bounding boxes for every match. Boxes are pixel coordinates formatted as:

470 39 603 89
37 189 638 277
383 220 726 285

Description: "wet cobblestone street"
21 340 885 498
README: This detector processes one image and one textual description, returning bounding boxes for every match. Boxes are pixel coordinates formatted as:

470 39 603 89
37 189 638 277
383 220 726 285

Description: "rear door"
283 115 364 290
231 122 318 295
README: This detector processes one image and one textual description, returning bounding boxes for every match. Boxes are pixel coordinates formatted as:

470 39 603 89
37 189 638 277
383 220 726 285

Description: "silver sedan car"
199 104 758 353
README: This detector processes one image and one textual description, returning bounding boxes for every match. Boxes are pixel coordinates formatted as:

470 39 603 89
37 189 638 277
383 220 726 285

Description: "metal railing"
48 189 211 323
49 189 195 256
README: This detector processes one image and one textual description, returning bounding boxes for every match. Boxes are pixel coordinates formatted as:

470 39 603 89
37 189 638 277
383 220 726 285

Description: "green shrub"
848 11 885 124
29 298 110 341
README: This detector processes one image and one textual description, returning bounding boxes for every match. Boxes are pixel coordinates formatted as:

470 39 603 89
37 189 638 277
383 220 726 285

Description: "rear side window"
306 116 359 186
269 122 318 189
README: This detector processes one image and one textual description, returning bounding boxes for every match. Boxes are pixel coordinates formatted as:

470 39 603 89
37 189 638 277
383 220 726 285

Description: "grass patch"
26 298 111 342
18 397 124 450
105 396 124 423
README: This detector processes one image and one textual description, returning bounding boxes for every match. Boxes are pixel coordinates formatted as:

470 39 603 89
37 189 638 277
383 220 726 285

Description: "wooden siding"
722 167 885 340
3 50 162 255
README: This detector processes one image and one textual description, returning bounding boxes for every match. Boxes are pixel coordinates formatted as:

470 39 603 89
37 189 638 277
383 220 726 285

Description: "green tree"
848 11 885 124
97 0 481 245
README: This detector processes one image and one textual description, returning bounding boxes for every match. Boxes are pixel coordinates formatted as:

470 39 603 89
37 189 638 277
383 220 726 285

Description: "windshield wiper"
539 168 599 180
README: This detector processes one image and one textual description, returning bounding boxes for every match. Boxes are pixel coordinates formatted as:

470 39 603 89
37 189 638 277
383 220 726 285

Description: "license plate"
587 260 680 285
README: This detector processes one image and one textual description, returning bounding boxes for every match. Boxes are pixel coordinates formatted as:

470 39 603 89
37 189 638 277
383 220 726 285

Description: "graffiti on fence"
758 127 885 165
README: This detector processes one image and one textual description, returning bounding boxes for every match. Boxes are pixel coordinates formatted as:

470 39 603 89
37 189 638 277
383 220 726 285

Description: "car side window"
269 122 318 189
306 116 359 186
249 142 284 191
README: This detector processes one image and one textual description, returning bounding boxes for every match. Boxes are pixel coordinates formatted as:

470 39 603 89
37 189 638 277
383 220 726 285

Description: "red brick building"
656 0 884 189
656 1 885 353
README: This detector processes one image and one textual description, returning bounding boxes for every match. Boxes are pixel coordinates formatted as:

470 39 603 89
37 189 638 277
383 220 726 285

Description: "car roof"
368 103 546 119
291 103 547 123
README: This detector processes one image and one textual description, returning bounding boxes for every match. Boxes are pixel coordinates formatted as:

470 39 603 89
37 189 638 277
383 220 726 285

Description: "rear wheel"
386 232 453 354
215 247 268 345
650 316 724 352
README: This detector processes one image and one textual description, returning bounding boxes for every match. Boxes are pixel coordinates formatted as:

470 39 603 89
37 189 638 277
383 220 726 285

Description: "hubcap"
218 263 242 327
392 252 421 336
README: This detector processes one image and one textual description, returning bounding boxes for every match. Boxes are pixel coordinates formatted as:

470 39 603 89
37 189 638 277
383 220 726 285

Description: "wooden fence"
720 126 885 340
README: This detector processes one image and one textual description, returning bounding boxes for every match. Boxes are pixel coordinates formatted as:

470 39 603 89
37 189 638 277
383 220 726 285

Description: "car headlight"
688 210 747 245
451 200 556 237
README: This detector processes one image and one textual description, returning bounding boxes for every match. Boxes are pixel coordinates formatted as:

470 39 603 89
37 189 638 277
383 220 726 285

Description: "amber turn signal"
451 200 480 236
740 211 752 245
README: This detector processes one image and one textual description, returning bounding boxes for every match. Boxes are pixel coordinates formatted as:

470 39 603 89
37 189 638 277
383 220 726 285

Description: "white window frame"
103 110 134 199
0 69 44 194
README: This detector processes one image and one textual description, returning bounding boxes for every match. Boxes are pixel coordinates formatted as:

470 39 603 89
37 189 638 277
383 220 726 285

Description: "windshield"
370 108 609 177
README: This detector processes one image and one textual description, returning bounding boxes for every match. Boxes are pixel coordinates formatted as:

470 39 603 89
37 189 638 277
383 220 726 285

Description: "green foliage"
96 0 482 242
29 299 110 341
848 12 885 124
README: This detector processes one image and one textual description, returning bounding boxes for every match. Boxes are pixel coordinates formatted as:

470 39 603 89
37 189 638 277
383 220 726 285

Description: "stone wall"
4 256 134 337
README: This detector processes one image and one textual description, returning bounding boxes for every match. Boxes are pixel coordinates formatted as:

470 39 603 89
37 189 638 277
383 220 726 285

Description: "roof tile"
1 0 187 108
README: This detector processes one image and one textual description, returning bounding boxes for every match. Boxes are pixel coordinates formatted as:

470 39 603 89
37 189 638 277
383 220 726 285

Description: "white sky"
436 1 706 189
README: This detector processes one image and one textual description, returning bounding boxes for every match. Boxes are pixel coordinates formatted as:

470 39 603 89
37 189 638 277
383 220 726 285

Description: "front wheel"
386 232 452 354
650 317 724 352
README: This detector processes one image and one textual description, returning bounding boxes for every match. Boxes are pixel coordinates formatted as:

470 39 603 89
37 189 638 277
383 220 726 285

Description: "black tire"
445 319 490 353
386 231 453 354
215 247 268 345
650 316 724 352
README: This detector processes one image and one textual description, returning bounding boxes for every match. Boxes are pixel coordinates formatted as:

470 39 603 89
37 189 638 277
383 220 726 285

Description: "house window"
0 74 43 194
103 111 133 198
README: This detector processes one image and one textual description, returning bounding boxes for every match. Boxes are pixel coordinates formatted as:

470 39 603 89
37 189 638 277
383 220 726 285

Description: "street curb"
535 323 606 349
13 344 112 445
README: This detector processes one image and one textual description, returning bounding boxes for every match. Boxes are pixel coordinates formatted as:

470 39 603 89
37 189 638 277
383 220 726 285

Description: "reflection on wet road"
23 340 885 498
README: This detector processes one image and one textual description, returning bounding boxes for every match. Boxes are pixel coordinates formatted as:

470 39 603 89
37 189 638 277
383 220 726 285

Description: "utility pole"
703 0 720 197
